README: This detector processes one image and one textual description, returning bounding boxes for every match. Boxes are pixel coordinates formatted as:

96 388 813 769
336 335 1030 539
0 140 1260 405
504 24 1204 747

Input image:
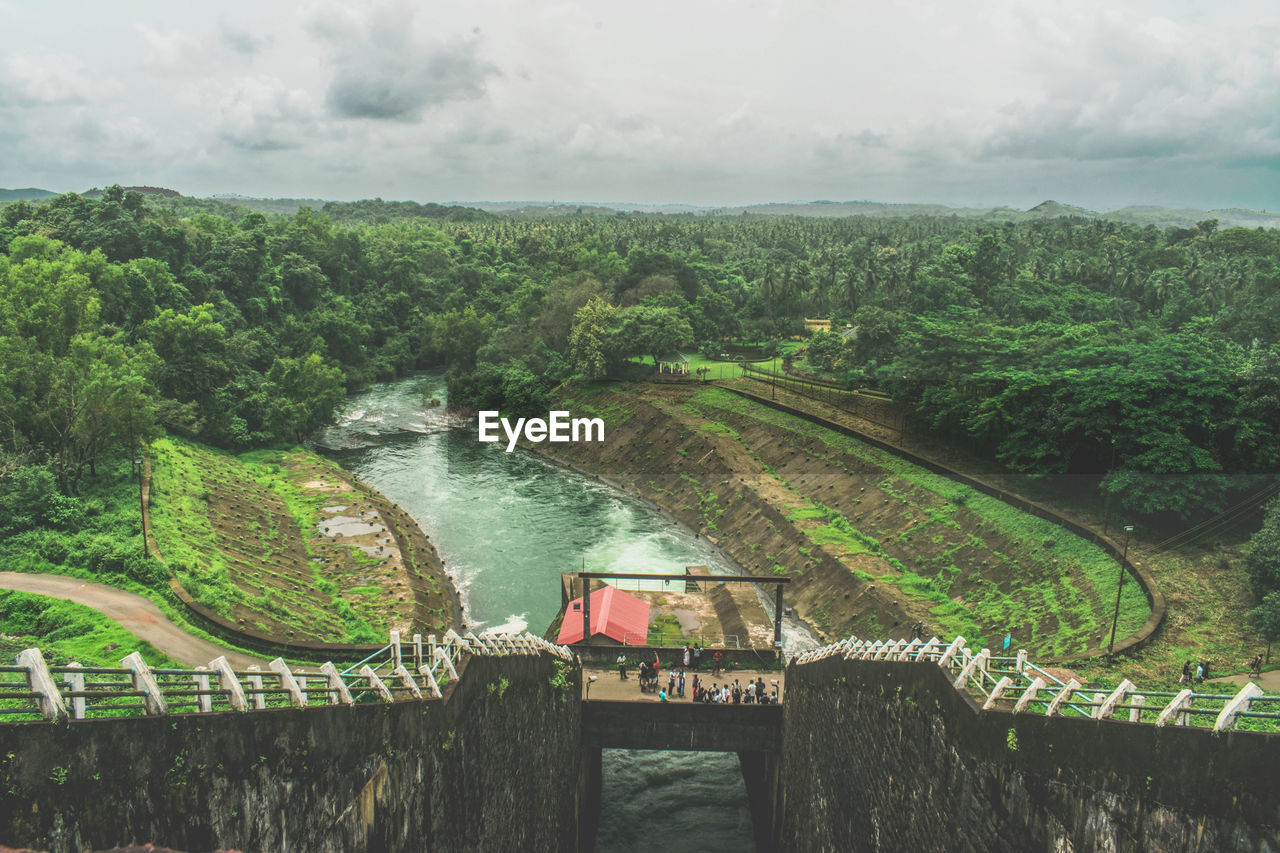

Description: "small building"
556 586 651 645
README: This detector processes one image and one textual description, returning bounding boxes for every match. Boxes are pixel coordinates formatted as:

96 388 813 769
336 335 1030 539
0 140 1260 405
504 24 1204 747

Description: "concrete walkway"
0 572 262 669
1209 670 1280 693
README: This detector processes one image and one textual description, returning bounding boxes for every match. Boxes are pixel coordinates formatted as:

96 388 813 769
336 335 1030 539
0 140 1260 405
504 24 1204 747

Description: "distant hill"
456 197 1278 228
82 185 182 199
0 188 57 201
9 186 1277 229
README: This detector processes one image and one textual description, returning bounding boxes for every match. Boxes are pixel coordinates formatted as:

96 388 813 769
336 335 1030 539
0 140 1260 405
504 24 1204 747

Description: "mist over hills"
3 187 1278 229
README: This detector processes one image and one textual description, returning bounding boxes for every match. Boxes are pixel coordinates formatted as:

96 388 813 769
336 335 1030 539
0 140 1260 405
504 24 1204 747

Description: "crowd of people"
615 644 781 704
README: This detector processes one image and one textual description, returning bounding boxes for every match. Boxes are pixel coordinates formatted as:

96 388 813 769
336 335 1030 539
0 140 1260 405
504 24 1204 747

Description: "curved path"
0 572 262 669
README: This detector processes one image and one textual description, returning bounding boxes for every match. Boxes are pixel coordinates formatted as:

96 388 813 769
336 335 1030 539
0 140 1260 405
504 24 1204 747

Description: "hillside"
538 381 1149 658
147 437 458 644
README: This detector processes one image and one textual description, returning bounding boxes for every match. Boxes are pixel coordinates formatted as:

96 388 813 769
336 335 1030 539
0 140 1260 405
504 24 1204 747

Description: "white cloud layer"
0 0 1277 210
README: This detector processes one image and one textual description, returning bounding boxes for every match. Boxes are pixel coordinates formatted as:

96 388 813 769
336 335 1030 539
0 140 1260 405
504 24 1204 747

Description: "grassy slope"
148 436 390 643
0 590 179 668
558 382 1148 657
687 386 1150 654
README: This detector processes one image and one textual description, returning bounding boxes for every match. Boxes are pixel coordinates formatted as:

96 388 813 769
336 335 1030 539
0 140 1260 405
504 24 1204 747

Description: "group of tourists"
1179 660 1213 685
691 676 778 705
615 644 780 704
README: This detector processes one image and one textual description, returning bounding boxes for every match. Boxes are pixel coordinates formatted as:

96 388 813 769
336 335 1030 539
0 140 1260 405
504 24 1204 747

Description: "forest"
1 187 1278 547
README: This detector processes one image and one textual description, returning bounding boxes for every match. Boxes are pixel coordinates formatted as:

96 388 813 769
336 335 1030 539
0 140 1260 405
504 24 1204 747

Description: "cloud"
0 55 121 106
983 8 1280 167
216 76 316 151
220 23 269 57
306 0 499 122
134 23 204 71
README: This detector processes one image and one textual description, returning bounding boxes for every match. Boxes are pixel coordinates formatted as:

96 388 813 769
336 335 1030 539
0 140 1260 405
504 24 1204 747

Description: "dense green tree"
264 354 345 443
568 297 618 380
1247 592 1280 662
614 304 694 367
1246 497 1280 600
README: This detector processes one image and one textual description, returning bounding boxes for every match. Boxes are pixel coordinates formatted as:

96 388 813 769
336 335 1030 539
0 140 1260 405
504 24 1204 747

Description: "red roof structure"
556 586 651 645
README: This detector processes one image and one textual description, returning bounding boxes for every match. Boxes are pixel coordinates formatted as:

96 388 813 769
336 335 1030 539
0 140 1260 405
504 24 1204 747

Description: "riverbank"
535 380 1149 657
146 436 462 646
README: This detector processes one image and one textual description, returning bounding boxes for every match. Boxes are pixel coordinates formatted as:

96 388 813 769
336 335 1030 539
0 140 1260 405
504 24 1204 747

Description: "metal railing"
0 630 575 724
794 635 1280 733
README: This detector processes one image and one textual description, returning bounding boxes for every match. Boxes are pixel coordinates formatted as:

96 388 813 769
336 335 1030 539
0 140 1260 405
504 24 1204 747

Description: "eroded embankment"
146 437 461 648
539 382 1148 656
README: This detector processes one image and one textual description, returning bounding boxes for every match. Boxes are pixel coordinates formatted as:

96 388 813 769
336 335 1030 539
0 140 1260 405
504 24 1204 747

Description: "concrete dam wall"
0 653 583 853
780 656 1280 852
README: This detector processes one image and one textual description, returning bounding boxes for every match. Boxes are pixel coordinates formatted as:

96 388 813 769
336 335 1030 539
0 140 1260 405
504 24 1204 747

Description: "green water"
318 373 795 851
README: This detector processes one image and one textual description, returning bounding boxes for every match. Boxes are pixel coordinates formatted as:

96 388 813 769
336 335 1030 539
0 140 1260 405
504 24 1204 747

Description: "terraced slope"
545 382 1149 658
147 437 455 644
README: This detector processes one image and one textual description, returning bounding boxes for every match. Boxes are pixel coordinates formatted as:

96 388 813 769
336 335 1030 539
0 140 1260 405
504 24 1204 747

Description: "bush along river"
316 373 816 852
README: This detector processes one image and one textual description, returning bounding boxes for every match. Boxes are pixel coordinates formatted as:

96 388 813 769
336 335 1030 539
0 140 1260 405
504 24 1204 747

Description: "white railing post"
1096 680 1135 720
954 649 990 690
319 662 355 706
360 665 395 702
1044 678 1080 717
18 648 67 722
390 631 402 669
64 662 86 720
393 665 423 700
419 664 443 698
269 658 307 707
982 676 1013 710
937 637 966 670
413 634 424 670
1157 689 1194 727
1215 683 1264 732
1129 693 1146 723
121 651 167 716
434 646 460 682
246 665 266 710
1013 677 1046 713
193 666 213 714
1015 649 1027 675
209 656 247 711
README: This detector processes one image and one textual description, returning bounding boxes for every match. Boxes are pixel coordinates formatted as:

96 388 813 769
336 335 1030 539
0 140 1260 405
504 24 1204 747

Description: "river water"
316 374 809 852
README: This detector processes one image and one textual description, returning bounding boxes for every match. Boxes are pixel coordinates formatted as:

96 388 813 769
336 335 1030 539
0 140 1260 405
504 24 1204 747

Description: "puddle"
318 515 386 537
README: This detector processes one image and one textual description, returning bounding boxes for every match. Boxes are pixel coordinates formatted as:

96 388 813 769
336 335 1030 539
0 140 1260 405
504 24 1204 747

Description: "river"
316 374 810 852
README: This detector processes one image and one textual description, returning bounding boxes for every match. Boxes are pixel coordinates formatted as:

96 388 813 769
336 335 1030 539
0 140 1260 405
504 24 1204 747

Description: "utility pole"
1107 524 1135 659
1102 436 1117 537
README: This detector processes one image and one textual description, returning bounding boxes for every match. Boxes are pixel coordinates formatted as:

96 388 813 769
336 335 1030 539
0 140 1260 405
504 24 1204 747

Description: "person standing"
713 651 723 677
1180 661 1191 685
1194 662 1205 684
693 645 702 670
683 644 692 669
1250 654 1263 678
677 669 686 698
667 671 676 697
617 654 628 681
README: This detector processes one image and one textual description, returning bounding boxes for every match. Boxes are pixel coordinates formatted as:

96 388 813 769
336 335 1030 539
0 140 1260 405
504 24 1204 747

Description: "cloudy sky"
1 0 1277 210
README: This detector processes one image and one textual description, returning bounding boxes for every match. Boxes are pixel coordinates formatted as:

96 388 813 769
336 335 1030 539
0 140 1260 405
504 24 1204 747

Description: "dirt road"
0 572 262 669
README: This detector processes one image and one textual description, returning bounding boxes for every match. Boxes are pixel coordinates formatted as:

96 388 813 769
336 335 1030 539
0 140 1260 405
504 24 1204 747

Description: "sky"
1 0 1278 211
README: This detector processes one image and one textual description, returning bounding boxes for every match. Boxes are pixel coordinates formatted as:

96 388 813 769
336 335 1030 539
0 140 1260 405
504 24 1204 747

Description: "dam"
1 629 1278 851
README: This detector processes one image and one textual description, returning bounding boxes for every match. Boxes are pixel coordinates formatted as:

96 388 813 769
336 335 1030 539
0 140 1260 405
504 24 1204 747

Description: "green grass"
681 386 1150 656
0 590 179 668
149 436 384 643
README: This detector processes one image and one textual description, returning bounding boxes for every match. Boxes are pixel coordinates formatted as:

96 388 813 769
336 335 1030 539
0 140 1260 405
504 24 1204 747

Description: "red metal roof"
556 586 650 645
